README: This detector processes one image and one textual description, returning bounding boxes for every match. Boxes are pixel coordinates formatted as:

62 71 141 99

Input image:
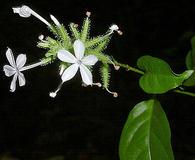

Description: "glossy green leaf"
184 36 195 86
183 71 195 86
186 37 195 69
119 99 174 160
191 35 195 49
137 55 193 94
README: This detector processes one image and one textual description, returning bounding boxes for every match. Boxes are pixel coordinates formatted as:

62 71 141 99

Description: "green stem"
114 60 195 98
174 89 195 97
114 61 144 75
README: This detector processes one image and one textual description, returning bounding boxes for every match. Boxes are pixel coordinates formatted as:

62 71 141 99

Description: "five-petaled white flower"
57 40 98 85
3 48 26 92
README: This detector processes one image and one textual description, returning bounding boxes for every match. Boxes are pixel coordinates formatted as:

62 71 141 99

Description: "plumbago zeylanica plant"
3 4 195 160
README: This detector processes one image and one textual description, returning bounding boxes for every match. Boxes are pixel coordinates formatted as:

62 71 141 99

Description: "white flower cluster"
3 5 121 97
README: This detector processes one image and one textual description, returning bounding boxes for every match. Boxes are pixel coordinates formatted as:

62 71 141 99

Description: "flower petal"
18 72 26 86
82 55 98 66
57 50 77 63
10 74 17 92
61 64 79 82
3 65 16 77
16 54 27 69
73 40 85 60
79 64 93 85
6 48 16 68
12 6 31 18
50 14 60 26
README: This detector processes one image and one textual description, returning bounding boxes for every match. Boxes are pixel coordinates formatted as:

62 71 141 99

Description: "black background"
0 0 195 159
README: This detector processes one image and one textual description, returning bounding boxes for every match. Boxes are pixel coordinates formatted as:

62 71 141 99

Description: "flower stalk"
20 61 44 71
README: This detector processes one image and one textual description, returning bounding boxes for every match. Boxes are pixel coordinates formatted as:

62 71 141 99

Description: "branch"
114 60 195 98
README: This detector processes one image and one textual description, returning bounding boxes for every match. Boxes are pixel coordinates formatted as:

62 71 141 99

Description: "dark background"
0 0 195 159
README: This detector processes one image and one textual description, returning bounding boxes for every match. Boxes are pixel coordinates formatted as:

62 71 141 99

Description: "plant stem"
174 89 195 97
114 60 195 98
114 61 144 75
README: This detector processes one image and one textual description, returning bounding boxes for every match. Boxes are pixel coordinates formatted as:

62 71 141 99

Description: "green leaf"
119 99 174 160
190 35 195 49
137 55 193 94
186 36 195 69
184 36 195 86
186 50 195 70
183 71 195 86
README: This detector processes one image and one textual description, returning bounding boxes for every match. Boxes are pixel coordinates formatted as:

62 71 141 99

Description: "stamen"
106 88 118 98
49 81 63 98
12 5 51 26
50 14 61 26
82 82 102 87
92 82 102 87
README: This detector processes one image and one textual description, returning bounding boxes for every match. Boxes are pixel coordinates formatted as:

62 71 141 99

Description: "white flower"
12 5 31 18
109 24 119 32
3 48 44 92
3 48 26 92
57 40 98 85
108 24 123 35
12 5 50 26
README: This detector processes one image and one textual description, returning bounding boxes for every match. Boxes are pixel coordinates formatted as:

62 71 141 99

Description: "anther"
117 30 123 35
114 65 120 70
106 88 118 98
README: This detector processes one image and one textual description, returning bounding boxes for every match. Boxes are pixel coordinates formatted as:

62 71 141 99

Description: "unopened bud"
86 11 91 17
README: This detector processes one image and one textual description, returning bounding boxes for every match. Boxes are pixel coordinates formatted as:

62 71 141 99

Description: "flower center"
77 60 82 65
16 68 20 73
